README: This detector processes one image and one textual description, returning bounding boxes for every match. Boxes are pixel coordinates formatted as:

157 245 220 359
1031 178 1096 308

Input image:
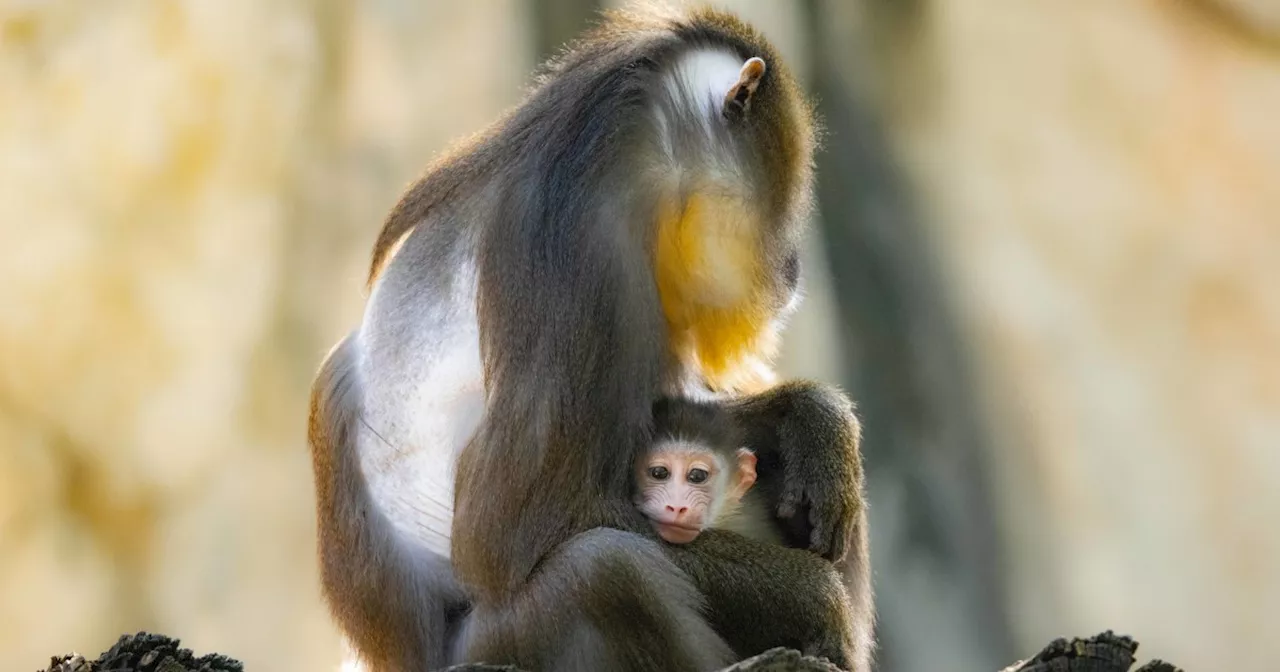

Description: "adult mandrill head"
638 9 819 393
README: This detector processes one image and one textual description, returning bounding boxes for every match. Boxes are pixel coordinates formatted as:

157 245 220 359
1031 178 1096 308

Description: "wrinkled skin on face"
635 441 757 543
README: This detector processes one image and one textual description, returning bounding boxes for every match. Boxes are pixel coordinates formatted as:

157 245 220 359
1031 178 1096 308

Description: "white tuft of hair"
663 48 743 121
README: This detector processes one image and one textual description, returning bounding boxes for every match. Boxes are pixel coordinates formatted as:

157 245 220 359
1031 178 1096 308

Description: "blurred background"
2 1 1277 670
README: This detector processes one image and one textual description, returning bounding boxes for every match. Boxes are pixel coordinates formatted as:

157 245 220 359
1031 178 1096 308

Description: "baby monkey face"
635 442 756 544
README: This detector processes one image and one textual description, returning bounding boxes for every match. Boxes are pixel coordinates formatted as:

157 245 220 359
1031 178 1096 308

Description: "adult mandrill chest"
655 187 779 393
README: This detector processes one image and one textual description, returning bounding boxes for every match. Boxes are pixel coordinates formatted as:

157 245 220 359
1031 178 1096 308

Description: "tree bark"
39 631 1185 672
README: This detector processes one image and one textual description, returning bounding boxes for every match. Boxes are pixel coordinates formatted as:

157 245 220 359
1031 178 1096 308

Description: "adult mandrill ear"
723 57 767 120
732 447 759 500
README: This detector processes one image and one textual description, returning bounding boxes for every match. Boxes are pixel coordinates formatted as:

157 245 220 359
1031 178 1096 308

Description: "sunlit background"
2 1 1278 670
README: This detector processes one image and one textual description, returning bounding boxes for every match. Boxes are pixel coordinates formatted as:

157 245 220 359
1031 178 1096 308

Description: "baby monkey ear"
723 57 767 120
732 447 758 499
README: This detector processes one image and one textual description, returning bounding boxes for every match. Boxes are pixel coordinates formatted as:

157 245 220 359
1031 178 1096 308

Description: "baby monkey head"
636 399 757 544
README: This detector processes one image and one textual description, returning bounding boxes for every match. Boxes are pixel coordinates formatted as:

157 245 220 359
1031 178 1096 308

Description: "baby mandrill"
636 398 783 546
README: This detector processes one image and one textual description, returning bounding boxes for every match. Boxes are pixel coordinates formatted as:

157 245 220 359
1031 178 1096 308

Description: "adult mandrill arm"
729 381 867 563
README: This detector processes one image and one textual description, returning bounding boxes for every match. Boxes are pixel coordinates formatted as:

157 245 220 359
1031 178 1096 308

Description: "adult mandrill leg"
309 335 471 671
455 528 735 672
664 530 861 671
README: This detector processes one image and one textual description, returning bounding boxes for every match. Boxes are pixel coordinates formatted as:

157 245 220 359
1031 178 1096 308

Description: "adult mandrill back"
309 6 872 672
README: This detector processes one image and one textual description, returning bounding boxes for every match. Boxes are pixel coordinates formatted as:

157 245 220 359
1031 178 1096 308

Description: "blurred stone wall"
0 2 527 669
864 1 1280 669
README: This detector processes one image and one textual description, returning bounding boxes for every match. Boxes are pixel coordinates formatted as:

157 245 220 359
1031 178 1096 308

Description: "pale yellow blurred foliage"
882 2 1280 669
0 2 526 669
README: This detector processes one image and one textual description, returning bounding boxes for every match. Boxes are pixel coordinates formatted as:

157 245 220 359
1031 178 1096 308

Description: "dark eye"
648 466 670 481
687 468 709 484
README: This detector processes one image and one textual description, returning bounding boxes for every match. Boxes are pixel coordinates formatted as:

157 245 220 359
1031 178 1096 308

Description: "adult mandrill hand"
731 380 866 563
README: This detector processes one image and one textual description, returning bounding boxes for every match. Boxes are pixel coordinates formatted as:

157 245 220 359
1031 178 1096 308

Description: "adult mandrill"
308 6 872 672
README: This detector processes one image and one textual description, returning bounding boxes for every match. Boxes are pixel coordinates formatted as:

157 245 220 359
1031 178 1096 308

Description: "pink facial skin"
635 445 757 544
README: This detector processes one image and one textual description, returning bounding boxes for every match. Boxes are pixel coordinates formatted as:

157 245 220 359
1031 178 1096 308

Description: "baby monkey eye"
648 466 670 480
687 468 709 484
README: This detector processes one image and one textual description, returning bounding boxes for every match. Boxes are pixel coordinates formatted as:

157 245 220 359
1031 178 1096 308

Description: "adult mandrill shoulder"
308 6 873 672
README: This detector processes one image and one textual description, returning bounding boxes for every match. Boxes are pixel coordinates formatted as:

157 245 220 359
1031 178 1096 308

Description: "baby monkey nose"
665 505 689 517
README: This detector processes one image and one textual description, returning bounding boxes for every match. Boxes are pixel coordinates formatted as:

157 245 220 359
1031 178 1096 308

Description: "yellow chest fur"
654 191 778 393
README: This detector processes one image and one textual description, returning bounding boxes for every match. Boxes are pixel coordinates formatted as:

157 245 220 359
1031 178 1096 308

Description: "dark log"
39 630 1183 672
1000 631 1184 672
41 633 242 672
